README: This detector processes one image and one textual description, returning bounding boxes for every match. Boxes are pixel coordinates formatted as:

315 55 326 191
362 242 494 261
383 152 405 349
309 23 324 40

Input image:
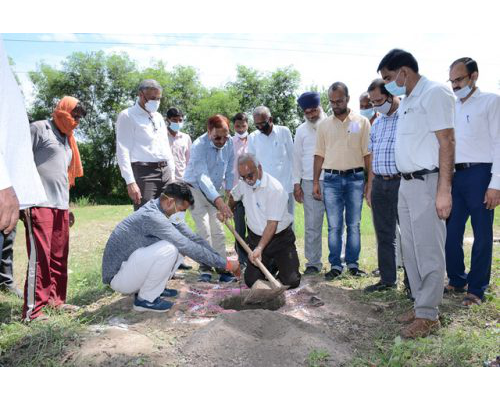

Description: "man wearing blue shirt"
183 114 235 283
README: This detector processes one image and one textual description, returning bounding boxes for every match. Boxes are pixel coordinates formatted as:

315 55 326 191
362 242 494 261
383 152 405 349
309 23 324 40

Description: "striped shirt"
369 112 399 176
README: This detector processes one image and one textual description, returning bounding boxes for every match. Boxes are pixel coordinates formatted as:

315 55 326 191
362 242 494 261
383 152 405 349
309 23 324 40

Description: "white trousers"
110 240 182 302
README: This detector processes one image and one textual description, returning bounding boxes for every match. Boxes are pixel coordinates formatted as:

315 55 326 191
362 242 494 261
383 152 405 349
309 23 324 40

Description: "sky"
3 32 499 114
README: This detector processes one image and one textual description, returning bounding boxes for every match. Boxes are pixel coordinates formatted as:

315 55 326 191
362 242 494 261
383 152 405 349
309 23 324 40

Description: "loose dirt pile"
181 309 351 367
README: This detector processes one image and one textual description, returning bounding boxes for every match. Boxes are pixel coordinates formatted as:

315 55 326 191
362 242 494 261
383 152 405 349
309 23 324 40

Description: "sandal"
444 284 467 294
462 293 482 307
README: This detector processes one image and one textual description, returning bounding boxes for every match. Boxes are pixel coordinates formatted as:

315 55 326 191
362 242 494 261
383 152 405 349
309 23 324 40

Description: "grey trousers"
301 179 325 271
132 163 172 211
398 173 445 321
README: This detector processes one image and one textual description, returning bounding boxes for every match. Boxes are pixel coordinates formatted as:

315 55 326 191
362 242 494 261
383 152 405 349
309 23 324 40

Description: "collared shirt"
30 120 73 209
454 88 500 189
102 198 226 284
231 172 293 236
115 102 175 185
168 130 192 181
247 125 294 193
369 111 399 176
395 76 455 173
293 117 326 183
315 110 371 170
231 134 248 189
0 37 46 208
183 133 234 202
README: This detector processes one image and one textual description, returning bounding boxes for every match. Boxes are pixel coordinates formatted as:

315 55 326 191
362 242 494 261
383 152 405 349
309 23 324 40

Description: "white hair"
252 105 271 119
138 79 162 92
238 153 260 168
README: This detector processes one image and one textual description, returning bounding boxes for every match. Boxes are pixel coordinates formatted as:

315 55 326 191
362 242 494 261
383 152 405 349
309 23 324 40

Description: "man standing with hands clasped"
378 49 456 339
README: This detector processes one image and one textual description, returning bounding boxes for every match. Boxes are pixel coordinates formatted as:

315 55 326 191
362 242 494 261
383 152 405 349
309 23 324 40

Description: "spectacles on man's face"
239 171 256 182
329 98 347 106
448 74 470 86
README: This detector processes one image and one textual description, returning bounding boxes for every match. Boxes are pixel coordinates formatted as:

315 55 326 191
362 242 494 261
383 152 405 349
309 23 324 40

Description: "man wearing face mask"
183 114 235 283
247 106 295 217
166 107 191 182
22 96 86 321
102 182 240 313
378 49 455 339
116 79 175 210
445 58 500 307
230 112 250 269
228 154 300 289
293 92 327 275
359 92 379 125
363 78 409 293
313 82 371 280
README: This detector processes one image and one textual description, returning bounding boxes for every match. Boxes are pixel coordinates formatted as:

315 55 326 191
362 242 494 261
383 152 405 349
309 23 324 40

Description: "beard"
333 107 348 116
306 109 327 130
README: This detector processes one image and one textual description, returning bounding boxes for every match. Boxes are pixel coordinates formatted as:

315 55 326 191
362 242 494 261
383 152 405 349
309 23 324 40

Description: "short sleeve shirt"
395 76 455 173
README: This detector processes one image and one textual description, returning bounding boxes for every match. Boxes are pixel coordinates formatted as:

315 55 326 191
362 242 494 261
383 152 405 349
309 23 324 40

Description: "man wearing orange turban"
22 96 86 321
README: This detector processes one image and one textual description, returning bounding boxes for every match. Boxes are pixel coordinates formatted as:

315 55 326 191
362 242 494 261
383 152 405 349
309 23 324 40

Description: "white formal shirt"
0 37 46 208
454 88 500 189
168 130 192 181
247 125 294 193
116 102 175 185
231 172 293 236
293 114 326 183
395 76 455 173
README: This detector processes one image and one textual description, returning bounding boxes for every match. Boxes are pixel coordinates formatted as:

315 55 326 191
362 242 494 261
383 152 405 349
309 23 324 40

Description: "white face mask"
375 100 393 115
454 84 473 99
236 131 248 139
170 211 186 225
145 100 160 113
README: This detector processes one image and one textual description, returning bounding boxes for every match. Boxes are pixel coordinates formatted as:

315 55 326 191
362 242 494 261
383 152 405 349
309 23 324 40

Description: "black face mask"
258 121 272 134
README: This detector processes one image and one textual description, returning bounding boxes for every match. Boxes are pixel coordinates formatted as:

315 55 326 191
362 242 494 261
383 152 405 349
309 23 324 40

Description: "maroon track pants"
22 207 69 321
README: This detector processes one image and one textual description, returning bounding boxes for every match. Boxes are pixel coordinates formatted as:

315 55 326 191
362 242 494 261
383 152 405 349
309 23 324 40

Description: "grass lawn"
0 202 498 366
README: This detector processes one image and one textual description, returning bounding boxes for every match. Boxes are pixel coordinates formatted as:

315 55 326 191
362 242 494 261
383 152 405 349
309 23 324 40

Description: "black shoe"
325 269 342 281
349 268 366 277
198 273 212 283
371 269 380 277
178 263 192 270
304 266 320 275
364 281 396 293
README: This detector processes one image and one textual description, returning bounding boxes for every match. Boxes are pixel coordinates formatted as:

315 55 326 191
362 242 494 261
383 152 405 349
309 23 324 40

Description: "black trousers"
371 176 400 285
132 163 172 211
233 201 248 266
0 227 16 287
244 225 301 289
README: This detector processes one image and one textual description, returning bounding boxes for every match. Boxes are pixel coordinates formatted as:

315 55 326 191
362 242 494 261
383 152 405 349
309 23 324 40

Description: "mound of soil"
181 309 351 367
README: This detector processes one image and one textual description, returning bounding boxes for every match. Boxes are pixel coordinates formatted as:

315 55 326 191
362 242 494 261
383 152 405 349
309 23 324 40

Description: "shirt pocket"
398 107 427 136
347 132 361 150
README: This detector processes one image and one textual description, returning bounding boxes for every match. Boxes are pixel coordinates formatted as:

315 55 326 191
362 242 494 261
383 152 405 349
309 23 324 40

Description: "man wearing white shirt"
445 57 500 306
0 37 46 297
229 154 300 290
293 92 326 275
116 79 175 210
378 49 456 339
247 106 295 217
165 107 191 181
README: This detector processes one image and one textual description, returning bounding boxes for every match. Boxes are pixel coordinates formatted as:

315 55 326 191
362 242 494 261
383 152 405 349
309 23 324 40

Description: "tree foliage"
27 51 305 202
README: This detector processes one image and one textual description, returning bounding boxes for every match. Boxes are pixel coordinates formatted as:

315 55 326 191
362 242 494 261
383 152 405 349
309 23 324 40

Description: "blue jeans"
323 171 365 271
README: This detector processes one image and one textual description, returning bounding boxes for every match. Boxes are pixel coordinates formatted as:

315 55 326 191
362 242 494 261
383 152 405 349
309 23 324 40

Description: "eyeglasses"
448 75 470 85
239 171 256 182
329 98 347 106
149 115 158 133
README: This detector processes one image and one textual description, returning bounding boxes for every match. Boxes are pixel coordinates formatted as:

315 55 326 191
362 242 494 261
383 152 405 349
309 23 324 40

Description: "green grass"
0 202 498 366
307 349 330 367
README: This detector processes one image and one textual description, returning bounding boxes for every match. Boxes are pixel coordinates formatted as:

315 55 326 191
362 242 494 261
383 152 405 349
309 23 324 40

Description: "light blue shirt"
183 133 234 202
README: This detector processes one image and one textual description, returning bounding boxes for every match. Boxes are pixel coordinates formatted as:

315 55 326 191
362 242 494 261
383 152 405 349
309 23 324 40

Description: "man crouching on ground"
227 154 301 290
102 182 240 313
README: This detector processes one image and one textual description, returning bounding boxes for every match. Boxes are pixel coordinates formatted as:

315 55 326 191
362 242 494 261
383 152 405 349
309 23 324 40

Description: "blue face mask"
169 121 183 132
385 69 406 97
360 108 375 119
252 179 261 189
